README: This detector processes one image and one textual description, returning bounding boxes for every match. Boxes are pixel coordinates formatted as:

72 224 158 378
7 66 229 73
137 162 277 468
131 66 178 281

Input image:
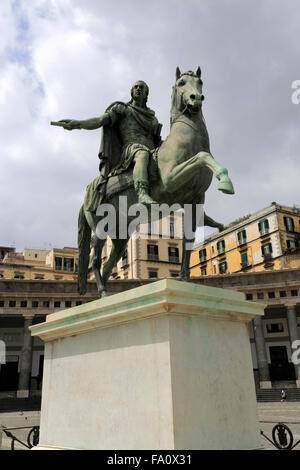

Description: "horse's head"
171 67 205 123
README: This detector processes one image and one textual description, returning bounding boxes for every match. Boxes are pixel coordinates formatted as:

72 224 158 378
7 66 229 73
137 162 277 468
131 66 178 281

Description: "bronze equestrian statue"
52 67 234 297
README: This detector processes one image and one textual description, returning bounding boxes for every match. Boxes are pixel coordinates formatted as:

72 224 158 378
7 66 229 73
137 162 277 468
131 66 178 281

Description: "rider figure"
55 81 162 205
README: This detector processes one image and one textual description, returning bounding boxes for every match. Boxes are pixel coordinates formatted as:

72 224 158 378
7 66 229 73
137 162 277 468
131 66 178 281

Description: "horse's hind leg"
102 238 129 286
92 236 108 298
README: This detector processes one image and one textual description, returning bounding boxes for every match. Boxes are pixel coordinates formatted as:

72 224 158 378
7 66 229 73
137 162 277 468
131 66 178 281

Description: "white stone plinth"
30 279 265 450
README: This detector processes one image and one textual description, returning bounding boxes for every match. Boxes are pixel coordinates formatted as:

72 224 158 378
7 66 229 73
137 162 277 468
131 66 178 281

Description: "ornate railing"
260 422 300 450
1 425 39 450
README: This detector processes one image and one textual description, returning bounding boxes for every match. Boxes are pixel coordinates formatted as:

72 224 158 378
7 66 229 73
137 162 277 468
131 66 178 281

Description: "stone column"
253 316 272 389
286 304 300 387
17 315 34 398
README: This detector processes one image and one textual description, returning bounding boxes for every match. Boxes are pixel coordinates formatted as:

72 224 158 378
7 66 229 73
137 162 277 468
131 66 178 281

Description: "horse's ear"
176 67 181 80
196 66 201 78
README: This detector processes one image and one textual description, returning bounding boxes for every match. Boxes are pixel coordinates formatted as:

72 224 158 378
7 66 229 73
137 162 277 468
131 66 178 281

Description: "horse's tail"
77 205 91 295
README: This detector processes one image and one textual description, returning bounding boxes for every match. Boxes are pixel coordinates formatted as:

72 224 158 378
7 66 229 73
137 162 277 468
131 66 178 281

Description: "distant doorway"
269 346 296 381
0 356 19 391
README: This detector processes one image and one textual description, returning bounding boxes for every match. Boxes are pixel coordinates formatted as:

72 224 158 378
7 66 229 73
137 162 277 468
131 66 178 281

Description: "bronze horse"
77 67 234 297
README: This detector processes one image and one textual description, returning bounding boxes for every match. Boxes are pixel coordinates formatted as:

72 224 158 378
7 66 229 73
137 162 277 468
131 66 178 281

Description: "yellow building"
0 246 78 281
89 214 184 281
190 203 300 277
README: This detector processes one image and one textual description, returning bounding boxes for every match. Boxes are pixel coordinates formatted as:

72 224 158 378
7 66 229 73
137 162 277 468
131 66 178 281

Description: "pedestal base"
30 279 265 450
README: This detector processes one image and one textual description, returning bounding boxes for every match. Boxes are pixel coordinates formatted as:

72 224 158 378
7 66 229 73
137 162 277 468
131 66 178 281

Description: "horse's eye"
178 80 185 86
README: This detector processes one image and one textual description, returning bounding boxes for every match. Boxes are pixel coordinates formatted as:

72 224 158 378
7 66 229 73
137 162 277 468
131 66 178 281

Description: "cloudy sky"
1 0 299 251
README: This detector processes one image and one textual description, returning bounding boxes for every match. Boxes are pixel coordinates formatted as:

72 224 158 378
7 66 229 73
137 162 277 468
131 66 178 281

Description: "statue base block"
30 279 264 450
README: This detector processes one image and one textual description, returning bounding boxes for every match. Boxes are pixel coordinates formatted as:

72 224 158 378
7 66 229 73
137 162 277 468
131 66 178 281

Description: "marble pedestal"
30 279 265 450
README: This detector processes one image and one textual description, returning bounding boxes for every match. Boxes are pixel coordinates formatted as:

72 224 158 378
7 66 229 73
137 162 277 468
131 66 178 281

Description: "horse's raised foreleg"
102 238 129 286
196 152 234 194
162 151 234 195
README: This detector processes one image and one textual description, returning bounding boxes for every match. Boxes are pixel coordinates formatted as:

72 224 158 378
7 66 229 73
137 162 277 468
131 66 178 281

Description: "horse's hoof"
218 177 235 195
98 290 109 299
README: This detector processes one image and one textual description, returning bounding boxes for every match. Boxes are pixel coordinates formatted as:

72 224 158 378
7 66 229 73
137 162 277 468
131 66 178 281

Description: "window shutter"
264 219 269 229
258 222 262 232
269 243 273 253
261 245 265 256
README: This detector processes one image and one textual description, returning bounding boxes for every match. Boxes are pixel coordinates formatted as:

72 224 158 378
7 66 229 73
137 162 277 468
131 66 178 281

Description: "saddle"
84 149 159 212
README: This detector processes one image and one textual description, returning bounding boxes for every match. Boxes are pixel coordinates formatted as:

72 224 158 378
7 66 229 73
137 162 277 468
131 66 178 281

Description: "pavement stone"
1 403 300 450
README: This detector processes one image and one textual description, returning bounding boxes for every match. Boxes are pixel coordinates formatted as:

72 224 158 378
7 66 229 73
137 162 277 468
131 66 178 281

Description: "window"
76 301 82 306
32 301 39 308
219 260 227 274
199 248 207 263
35 275 44 280
258 219 269 235
201 266 207 276
9 301 16 307
170 222 175 239
14 273 24 279
279 291 287 298
64 258 74 272
0 301 4 307
168 246 179 263
43 301 50 308
54 301 61 308
55 276 63 281
257 293 264 299
286 239 299 250
246 293 253 300
237 230 247 245
21 301 27 308
55 257 62 271
262 243 272 256
217 240 225 254
0 273 3 279
170 272 179 278
121 250 128 267
65 301 72 308
284 216 294 232
291 290 298 297
147 244 159 261
34 254 38 258
240 251 248 266
266 323 284 333
148 271 158 279
268 292 275 299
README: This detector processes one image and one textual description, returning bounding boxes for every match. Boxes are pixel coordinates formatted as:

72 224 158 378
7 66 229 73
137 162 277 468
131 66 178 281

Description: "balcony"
147 254 159 262
259 228 269 237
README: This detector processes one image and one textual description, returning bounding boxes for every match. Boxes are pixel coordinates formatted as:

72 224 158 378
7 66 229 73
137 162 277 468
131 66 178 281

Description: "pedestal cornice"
30 279 266 342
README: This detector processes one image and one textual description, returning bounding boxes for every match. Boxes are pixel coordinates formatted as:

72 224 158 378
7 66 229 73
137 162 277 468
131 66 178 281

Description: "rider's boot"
134 180 157 205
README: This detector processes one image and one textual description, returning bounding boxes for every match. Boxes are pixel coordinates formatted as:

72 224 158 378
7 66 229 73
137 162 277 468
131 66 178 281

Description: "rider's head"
130 81 149 107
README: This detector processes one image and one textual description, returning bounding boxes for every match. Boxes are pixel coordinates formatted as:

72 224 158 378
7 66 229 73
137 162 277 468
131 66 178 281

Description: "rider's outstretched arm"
51 113 111 131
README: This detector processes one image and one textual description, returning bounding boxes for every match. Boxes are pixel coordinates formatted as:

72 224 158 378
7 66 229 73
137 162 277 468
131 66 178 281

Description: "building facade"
89 214 184 281
0 246 78 281
0 270 299 399
190 203 300 277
